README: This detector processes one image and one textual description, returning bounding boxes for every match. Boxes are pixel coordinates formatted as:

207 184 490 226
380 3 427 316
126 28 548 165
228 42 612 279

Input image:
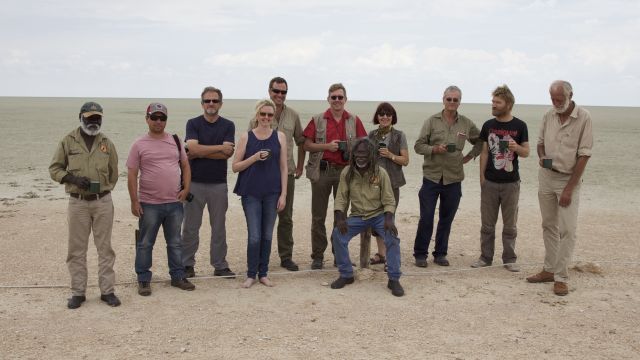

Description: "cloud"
204 39 325 68
1 49 31 66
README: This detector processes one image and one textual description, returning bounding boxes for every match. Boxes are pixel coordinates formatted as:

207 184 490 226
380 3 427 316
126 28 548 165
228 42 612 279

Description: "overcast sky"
1 0 638 106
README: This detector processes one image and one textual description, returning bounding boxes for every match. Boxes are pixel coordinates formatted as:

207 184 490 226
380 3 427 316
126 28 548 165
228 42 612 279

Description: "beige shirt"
49 127 119 194
538 104 593 174
249 105 304 175
334 166 396 220
414 111 482 185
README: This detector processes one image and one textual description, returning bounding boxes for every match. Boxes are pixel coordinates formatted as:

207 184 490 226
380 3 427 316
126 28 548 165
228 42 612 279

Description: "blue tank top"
233 130 281 197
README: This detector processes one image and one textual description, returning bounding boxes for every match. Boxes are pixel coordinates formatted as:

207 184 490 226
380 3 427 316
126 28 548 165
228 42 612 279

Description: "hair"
328 83 347 97
253 99 276 121
269 77 288 90
372 102 398 125
201 86 223 101
443 85 462 98
344 138 380 185
550 80 573 98
492 84 515 110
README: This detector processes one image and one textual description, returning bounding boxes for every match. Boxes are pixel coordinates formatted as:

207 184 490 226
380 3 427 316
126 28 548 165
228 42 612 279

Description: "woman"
367 102 409 268
233 99 287 288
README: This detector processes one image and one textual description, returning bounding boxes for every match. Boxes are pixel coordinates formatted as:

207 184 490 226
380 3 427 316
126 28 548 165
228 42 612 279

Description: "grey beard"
80 121 101 136
554 100 571 114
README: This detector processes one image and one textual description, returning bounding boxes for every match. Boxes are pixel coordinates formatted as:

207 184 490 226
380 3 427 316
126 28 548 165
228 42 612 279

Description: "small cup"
89 181 100 193
542 158 553 169
378 142 387 149
499 140 509 152
338 141 348 152
260 149 272 160
446 143 456 153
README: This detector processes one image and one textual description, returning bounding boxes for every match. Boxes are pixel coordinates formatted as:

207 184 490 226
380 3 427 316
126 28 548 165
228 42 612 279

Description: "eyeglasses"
149 115 167 122
271 89 288 95
445 97 460 103
202 99 221 104
330 95 345 101
377 112 392 117
259 112 275 118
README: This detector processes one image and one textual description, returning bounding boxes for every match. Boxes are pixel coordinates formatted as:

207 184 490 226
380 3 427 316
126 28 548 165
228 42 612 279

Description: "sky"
1 0 639 106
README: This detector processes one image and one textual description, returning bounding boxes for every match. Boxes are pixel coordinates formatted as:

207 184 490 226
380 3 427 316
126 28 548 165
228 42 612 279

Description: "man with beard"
49 101 121 309
331 138 404 297
471 85 529 272
526 80 593 296
181 87 236 279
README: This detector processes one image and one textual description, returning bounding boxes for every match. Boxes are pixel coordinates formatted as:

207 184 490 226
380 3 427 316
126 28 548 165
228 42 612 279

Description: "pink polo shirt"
126 133 187 204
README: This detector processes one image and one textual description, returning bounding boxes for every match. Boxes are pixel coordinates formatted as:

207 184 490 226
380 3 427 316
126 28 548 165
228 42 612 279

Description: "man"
331 138 404 297
181 87 236 278
413 85 482 267
471 85 529 272
127 103 195 296
303 83 367 269
248 77 306 271
526 80 593 296
49 101 121 309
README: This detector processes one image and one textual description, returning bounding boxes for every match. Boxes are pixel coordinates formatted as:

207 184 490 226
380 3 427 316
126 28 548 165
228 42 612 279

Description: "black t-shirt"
479 117 528 183
185 115 235 184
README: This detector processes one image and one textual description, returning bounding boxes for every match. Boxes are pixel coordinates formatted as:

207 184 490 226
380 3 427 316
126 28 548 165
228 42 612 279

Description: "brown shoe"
526 270 554 283
553 281 569 296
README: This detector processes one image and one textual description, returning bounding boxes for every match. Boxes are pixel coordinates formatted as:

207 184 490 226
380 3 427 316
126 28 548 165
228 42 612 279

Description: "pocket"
430 130 445 144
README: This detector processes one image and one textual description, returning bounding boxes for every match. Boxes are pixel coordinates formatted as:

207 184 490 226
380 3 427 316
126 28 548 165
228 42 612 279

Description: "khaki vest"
305 113 356 183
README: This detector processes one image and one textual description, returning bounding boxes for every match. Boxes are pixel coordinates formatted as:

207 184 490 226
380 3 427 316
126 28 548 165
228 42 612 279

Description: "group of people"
49 78 592 308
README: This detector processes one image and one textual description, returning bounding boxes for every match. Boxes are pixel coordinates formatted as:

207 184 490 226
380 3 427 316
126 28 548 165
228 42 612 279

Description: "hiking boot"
330 276 355 289
415 258 428 268
67 295 86 309
553 281 569 296
100 293 121 307
434 256 450 266
213 268 236 279
311 258 323 270
504 263 520 272
471 259 491 268
280 259 299 272
138 281 151 296
184 266 195 278
387 280 405 297
526 270 554 283
171 278 195 291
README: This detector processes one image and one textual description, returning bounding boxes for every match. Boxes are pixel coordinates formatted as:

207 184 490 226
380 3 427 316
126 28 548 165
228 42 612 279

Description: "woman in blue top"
233 99 288 288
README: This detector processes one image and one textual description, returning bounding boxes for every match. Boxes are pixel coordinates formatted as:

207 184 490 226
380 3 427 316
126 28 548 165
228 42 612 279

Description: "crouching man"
331 138 404 297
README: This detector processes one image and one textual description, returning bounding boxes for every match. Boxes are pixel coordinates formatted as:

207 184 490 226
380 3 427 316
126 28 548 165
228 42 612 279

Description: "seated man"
331 138 404 297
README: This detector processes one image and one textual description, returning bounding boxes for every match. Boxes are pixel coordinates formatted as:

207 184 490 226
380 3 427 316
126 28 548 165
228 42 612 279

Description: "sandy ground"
1 170 639 360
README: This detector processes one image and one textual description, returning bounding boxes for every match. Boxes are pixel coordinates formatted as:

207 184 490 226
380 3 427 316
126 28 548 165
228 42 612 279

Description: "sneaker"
553 281 569 296
100 293 121 307
184 266 195 278
67 295 86 309
330 276 355 289
213 268 236 279
280 259 299 272
415 258 428 268
526 270 554 283
471 259 491 268
311 258 323 270
433 256 450 266
138 281 151 296
171 278 195 291
387 280 405 297
504 263 520 272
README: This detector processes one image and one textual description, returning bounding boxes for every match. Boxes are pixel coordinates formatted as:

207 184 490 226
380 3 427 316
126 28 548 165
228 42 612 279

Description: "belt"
327 162 345 169
70 191 110 201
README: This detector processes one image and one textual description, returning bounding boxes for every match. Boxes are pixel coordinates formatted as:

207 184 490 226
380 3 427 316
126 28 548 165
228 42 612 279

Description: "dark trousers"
413 178 462 259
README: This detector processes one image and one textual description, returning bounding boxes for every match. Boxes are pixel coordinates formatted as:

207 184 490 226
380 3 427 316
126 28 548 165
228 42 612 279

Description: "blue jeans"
332 214 402 281
241 194 279 279
135 202 185 282
413 178 462 259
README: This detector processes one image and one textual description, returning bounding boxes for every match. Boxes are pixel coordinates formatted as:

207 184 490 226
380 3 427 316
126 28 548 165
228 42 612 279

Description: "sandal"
370 253 386 265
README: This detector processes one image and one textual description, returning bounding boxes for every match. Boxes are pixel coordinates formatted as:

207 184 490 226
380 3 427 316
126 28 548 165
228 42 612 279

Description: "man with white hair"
526 80 593 296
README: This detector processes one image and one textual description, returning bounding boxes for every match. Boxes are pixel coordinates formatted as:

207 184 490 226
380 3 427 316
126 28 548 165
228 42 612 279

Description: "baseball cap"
146 102 168 116
80 102 103 117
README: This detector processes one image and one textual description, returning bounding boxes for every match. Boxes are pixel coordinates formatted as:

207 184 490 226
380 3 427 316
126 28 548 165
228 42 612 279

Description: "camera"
186 193 194 202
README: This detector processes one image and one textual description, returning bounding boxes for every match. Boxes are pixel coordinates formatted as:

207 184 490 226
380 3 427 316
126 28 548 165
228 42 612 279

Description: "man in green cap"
49 101 121 309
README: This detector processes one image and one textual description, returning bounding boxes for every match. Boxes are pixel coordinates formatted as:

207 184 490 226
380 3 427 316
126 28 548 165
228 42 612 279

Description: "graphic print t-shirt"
479 117 528 183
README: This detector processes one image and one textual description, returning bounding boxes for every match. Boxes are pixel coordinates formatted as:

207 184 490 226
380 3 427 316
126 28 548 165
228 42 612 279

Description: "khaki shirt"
334 166 396 220
537 104 593 174
49 127 119 194
249 105 304 175
414 111 482 185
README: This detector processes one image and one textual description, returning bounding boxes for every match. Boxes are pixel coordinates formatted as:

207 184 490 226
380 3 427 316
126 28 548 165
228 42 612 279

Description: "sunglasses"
149 115 167 122
445 97 460 103
271 89 287 95
377 112 392 117
202 99 221 104
259 112 275 118
330 95 345 101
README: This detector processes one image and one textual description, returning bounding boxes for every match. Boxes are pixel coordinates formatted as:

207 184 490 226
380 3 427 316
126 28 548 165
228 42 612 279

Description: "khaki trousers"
310 165 343 260
67 194 116 296
538 168 581 282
